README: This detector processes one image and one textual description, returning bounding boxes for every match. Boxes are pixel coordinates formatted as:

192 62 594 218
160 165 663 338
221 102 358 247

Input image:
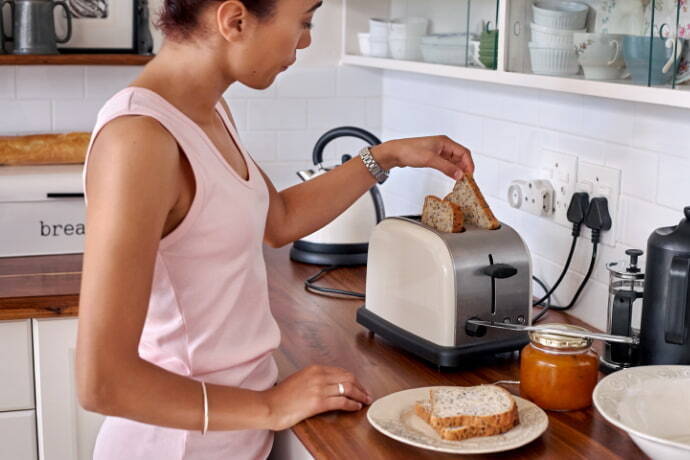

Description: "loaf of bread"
0 132 90 165
414 385 519 442
421 195 464 233
444 174 500 230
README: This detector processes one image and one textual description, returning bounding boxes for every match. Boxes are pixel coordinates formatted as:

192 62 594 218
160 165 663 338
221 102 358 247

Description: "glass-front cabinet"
343 0 501 71
506 0 688 89
342 0 690 107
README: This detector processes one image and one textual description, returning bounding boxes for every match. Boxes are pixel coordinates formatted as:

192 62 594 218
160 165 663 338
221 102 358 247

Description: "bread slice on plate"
414 385 519 441
421 195 465 233
444 174 500 230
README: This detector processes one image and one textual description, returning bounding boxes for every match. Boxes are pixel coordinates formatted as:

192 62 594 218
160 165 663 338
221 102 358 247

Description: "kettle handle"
311 126 382 166
665 255 690 345
53 1 72 44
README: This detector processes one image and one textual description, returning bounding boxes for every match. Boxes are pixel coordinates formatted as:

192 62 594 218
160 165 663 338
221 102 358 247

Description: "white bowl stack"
367 18 390 57
388 17 429 61
529 0 588 76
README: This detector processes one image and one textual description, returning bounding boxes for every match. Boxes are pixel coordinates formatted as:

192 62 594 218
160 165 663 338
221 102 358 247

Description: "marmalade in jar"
519 324 599 411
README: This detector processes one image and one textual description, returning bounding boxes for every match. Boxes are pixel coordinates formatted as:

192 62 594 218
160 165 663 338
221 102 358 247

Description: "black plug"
567 192 590 237
584 197 612 244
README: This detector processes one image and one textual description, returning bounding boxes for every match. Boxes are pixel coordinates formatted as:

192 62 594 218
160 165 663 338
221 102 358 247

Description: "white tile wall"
380 70 689 330
0 64 382 203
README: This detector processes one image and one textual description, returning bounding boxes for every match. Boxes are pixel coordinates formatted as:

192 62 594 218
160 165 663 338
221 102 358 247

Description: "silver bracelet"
201 381 209 435
359 146 389 184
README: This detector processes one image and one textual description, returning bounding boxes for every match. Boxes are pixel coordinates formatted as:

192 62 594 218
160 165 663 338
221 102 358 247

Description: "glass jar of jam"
519 324 599 411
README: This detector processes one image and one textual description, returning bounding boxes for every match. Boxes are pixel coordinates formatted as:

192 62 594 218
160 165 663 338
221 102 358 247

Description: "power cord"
532 275 551 323
305 265 365 299
545 196 611 311
533 192 589 307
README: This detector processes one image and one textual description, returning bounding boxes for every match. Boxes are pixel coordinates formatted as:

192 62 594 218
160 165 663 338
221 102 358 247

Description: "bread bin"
0 164 85 257
356 216 532 367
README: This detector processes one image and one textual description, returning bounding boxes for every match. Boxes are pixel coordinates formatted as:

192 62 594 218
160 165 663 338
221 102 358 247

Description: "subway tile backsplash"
1 63 687 330
380 70 688 330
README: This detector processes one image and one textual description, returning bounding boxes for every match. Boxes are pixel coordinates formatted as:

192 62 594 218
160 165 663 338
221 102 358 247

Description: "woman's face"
225 0 322 89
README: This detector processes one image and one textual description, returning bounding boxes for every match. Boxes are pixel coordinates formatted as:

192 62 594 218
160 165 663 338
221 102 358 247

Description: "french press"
600 249 645 372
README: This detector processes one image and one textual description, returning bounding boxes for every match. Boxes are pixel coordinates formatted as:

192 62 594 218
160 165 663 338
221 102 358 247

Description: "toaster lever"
482 264 518 279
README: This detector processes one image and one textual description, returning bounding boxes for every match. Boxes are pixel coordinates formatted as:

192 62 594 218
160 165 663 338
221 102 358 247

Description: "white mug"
574 33 626 80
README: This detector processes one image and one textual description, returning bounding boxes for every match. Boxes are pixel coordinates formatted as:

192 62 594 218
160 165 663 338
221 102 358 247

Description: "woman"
75 0 474 458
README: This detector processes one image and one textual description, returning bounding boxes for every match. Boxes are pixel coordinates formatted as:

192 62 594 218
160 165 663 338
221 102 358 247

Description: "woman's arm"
260 135 475 248
76 116 370 433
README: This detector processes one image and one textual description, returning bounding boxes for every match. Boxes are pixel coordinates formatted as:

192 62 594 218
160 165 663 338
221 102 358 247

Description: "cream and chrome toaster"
356 216 532 367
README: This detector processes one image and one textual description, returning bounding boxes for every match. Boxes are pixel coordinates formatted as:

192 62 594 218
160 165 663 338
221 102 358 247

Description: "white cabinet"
0 320 35 411
0 410 38 460
33 317 104 460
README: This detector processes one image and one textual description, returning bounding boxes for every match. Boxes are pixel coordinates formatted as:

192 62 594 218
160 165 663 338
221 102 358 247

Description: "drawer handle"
46 192 84 198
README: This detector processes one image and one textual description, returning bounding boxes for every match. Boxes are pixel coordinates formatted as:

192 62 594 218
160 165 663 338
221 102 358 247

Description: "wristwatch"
359 146 389 184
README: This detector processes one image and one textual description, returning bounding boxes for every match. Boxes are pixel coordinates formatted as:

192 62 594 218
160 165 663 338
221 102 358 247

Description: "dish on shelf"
529 42 580 75
389 35 423 60
358 32 371 56
390 17 429 37
369 18 390 39
369 36 389 58
530 22 586 47
532 0 589 30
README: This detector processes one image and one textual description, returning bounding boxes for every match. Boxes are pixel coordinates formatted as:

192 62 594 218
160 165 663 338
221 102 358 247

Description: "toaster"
356 216 532 367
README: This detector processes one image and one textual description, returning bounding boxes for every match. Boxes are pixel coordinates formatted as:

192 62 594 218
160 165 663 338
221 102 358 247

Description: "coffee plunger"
600 249 645 372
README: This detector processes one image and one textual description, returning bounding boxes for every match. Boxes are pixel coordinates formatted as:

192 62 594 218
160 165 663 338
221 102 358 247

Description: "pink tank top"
83 87 281 460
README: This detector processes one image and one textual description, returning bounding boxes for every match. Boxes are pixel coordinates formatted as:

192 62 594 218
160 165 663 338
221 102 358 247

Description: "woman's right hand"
263 365 373 431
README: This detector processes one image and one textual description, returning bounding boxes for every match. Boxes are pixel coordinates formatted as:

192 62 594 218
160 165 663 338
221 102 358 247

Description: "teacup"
574 33 626 80
622 35 682 85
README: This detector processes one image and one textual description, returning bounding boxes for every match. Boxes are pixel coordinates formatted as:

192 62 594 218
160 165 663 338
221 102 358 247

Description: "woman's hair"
157 0 277 40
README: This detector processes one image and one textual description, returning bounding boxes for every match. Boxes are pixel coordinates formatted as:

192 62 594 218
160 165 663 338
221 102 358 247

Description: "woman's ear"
217 0 248 41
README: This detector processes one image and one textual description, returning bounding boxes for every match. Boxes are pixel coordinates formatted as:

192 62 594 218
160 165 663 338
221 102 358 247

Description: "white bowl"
358 32 371 56
593 365 690 460
529 43 579 75
532 0 589 30
368 36 389 58
530 22 586 47
389 17 429 37
369 18 390 38
420 44 467 65
388 36 422 60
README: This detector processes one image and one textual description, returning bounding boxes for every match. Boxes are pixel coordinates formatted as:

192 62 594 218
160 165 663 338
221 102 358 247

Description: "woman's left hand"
370 135 474 181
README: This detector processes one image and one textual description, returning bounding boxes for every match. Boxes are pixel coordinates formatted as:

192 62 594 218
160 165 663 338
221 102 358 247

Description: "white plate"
366 386 548 454
593 365 690 460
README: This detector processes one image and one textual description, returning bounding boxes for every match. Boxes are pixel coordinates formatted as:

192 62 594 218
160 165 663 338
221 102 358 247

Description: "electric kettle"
289 126 385 266
638 206 690 365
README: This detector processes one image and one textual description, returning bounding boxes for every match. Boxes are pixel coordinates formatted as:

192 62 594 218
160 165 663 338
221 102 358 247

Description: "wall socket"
508 179 555 217
576 162 621 247
539 149 578 227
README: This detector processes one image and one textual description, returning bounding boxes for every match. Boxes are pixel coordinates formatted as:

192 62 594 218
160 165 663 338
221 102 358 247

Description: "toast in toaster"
414 385 519 441
444 174 500 230
0 132 90 166
421 195 465 233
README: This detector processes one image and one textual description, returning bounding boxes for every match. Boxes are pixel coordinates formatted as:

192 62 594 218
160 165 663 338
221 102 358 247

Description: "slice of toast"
444 174 500 230
414 386 519 442
428 385 519 432
421 195 465 233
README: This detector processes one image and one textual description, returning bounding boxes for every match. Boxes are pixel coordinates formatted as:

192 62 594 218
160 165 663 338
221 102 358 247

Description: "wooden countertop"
0 248 647 458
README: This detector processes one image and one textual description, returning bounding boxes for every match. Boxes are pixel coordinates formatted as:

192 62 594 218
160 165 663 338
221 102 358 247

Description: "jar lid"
529 324 592 349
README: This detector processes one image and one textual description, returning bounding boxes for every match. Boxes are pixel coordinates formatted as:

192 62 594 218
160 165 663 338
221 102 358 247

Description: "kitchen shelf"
0 54 154 66
341 53 690 109
342 0 690 110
